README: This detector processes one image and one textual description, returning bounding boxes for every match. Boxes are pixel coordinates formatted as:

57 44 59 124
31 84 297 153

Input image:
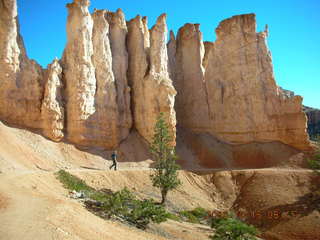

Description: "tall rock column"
41 59 64 141
127 14 176 144
106 9 132 141
90 9 119 148
174 23 211 132
62 0 97 146
203 14 310 150
304 106 320 139
167 30 176 80
0 0 43 129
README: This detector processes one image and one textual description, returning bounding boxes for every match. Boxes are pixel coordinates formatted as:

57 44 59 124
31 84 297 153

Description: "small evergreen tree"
150 113 181 205
210 213 259 240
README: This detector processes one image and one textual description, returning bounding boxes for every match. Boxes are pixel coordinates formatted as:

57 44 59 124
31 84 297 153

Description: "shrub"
101 188 135 219
308 135 320 171
150 113 181 205
180 210 199 223
210 213 259 240
166 212 182 221
55 170 93 193
102 189 169 229
179 207 209 224
189 207 209 219
125 199 169 229
308 157 320 170
56 170 170 229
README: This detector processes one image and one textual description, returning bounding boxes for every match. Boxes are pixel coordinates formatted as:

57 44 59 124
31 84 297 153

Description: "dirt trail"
0 171 167 240
0 121 319 240
1 167 318 240
0 168 216 240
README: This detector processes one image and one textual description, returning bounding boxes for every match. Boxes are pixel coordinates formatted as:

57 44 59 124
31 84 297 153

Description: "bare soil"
0 121 320 240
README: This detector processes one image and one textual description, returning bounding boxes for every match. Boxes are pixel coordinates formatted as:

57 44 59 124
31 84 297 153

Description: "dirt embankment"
0 121 320 240
0 193 9 210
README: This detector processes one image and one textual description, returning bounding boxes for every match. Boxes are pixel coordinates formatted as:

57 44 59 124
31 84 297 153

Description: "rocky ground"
0 121 320 240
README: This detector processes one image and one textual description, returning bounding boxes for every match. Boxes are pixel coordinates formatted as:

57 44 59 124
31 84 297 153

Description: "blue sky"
17 0 319 108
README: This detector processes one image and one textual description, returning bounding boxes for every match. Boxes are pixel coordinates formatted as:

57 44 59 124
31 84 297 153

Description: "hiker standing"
109 150 118 171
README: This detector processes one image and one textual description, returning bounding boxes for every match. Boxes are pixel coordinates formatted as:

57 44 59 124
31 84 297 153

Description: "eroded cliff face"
106 9 132 141
173 23 211 132
304 106 320 139
0 0 43 129
127 14 176 144
41 59 64 141
90 9 119 148
0 0 311 159
171 14 310 150
62 0 98 146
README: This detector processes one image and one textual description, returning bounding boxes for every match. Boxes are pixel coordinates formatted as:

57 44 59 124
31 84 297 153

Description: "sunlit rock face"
62 0 97 145
62 2 122 148
172 14 310 150
304 106 320 139
41 59 64 141
0 0 310 154
127 14 176 145
90 9 119 148
0 0 43 129
106 9 132 142
173 23 211 133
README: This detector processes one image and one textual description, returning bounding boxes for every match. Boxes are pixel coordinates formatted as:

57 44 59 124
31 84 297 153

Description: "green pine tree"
150 113 181 205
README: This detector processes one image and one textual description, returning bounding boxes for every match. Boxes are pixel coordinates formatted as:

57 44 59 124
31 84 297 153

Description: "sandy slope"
0 171 171 240
0 169 215 240
0 121 320 240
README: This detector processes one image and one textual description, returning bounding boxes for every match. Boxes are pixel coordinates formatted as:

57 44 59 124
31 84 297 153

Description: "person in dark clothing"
109 151 117 171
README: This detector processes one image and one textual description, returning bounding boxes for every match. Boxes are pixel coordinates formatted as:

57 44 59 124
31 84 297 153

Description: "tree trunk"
161 189 168 205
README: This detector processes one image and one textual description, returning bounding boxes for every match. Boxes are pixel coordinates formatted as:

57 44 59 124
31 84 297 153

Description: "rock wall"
173 23 211 132
127 14 176 144
171 14 310 150
106 9 132 141
62 0 98 146
0 0 43 129
0 0 311 157
304 106 320 139
41 59 64 141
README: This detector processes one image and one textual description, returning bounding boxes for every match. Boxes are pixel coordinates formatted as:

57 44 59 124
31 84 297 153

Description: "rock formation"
173 23 211 132
0 0 312 161
91 9 119 148
304 106 320 139
0 0 43 129
106 9 132 141
171 14 310 150
167 30 176 80
127 14 176 144
62 2 121 148
62 0 97 146
41 58 64 141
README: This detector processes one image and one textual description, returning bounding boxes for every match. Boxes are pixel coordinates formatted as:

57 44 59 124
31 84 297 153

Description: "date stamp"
235 209 298 220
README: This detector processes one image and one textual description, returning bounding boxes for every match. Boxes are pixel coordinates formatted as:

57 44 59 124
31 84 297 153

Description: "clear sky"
17 0 319 109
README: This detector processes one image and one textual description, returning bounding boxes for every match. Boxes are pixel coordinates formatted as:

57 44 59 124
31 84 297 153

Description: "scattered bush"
179 207 209 224
188 207 209 219
166 212 182 221
308 135 320 205
308 157 320 170
308 135 320 171
125 199 169 229
56 170 169 229
101 188 135 219
210 213 259 240
55 170 93 193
